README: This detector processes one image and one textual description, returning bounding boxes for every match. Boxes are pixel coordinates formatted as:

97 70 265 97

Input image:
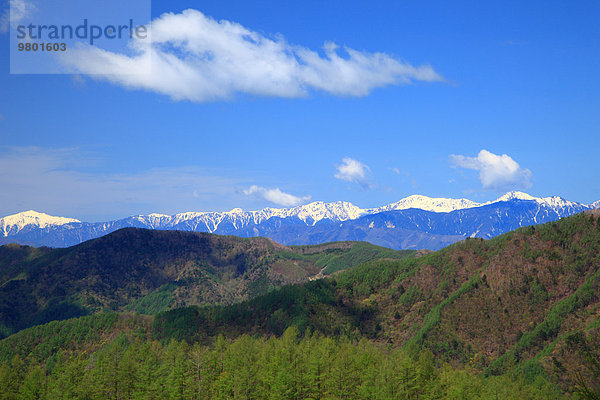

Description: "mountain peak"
147 213 170 218
488 192 587 217
15 210 49 217
0 210 81 237
1 210 81 223
376 194 482 213
281 200 365 224
493 191 536 202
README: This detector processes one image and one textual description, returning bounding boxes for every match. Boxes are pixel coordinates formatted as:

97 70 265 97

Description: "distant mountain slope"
0 229 413 338
284 199 589 249
0 192 595 249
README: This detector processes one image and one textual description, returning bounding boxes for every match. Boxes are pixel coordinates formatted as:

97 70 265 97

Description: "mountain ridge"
0 228 414 338
3 191 596 233
1 192 597 249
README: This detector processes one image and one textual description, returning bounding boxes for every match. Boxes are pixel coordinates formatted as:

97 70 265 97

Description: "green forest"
0 325 564 399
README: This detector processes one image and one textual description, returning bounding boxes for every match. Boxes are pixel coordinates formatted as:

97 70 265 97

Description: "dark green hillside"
0 229 414 338
0 244 51 287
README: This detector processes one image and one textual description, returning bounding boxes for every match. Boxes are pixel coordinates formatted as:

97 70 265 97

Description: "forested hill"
151 212 600 360
0 212 599 397
0 228 414 338
0 313 566 399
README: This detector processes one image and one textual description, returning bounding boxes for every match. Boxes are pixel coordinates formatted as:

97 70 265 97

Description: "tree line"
0 326 561 400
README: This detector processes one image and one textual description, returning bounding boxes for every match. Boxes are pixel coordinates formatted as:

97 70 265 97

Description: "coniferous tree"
17 366 46 400
0 355 26 400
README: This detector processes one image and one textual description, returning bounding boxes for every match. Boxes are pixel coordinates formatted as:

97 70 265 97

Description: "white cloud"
334 157 373 188
61 9 443 102
243 185 311 207
450 149 532 191
0 0 35 33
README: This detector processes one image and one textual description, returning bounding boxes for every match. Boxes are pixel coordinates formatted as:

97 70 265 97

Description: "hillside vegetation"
0 317 561 399
0 229 414 338
1 212 599 397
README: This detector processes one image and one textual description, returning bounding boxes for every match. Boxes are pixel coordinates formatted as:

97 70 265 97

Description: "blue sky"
0 0 599 221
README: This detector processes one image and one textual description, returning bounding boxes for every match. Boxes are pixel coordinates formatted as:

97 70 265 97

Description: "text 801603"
17 42 67 51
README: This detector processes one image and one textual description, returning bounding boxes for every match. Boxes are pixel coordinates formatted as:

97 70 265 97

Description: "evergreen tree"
0 355 26 400
18 366 46 400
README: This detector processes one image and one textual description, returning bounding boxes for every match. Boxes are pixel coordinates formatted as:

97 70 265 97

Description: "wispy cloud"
61 9 443 102
0 147 244 220
450 149 532 191
0 0 35 33
390 167 418 188
243 185 311 207
334 157 373 189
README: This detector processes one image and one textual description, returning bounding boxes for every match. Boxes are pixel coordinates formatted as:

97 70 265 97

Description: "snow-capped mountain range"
1 191 597 250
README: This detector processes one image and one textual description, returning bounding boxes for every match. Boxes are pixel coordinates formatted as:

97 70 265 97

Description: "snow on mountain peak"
0 210 81 237
147 213 170 218
375 195 482 213
134 213 173 228
536 196 580 209
490 192 584 211
2 191 592 239
266 200 366 225
493 191 536 202
137 201 366 232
